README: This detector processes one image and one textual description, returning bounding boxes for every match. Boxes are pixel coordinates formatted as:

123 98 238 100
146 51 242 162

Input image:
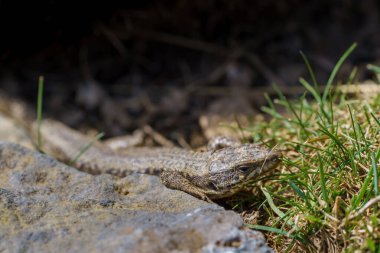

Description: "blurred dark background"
0 0 379 139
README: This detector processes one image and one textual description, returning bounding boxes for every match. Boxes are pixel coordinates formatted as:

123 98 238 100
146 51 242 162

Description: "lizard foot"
160 171 213 203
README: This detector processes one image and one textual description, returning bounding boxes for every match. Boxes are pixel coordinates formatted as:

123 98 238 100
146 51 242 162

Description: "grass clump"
244 44 380 252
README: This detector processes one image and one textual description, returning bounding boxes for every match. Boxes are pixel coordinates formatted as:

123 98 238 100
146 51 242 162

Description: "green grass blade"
299 77 321 104
317 121 347 153
317 154 329 212
300 51 318 88
347 66 358 84
289 180 306 200
262 188 286 218
289 180 312 210
247 224 307 245
367 64 380 83
323 43 357 101
347 105 359 152
36 76 44 151
264 92 276 110
261 106 286 120
262 188 303 235
371 112 380 127
376 149 380 162
353 164 374 208
69 132 105 165
372 154 378 196
367 64 380 74
246 224 296 238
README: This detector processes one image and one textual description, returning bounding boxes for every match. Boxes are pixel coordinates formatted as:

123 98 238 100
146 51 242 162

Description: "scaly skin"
35 119 281 202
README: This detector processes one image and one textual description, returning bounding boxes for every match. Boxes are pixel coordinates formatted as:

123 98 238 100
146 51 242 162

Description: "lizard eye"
238 166 251 173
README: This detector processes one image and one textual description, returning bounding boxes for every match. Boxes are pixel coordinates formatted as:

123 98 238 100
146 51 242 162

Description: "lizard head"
205 143 281 199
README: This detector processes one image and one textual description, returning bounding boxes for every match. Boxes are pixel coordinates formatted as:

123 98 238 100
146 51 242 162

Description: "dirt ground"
0 0 379 143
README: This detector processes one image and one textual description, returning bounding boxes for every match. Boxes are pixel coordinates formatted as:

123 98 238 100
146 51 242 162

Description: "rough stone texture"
0 114 273 253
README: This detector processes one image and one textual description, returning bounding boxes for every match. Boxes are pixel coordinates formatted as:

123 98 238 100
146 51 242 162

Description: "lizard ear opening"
207 182 218 191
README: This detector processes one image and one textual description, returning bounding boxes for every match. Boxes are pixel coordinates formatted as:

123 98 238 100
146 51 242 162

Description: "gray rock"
0 116 273 253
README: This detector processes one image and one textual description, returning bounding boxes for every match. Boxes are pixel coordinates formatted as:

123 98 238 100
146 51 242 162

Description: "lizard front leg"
160 171 212 202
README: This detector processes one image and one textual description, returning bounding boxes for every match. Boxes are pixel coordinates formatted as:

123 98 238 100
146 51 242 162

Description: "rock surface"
0 114 273 253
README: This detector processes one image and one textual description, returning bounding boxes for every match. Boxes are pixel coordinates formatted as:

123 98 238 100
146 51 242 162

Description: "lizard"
0 92 281 202
34 120 281 202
